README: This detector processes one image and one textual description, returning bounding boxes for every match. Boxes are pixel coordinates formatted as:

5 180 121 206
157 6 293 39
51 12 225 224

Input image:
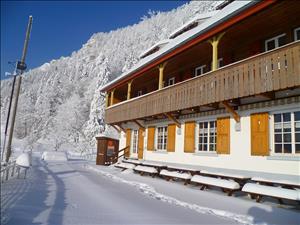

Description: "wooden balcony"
105 41 300 124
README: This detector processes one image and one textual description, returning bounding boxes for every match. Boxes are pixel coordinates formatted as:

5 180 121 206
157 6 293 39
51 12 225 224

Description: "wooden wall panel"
184 121 195 153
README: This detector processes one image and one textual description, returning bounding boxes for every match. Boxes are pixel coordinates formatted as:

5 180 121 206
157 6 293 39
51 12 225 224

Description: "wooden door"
251 113 269 156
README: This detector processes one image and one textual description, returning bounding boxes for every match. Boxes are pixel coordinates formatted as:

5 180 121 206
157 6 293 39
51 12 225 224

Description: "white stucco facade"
118 101 300 176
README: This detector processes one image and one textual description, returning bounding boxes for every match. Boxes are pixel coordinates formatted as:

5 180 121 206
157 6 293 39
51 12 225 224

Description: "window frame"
269 109 300 156
137 90 143 97
168 77 175 86
131 129 139 155
294 27 300 41
264 33 286 51
196 119 217 152
155 125 168 151
194 65 206 77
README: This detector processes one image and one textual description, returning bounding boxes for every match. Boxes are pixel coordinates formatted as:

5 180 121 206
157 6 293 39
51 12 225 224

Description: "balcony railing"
105 41 300 124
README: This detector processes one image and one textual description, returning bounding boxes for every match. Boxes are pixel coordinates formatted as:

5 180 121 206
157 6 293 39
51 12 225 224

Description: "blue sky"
1 0 189 79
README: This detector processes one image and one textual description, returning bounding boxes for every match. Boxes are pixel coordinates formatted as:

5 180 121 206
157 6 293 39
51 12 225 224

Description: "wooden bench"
122 159 142 165
134 165 158 177
141 162 166 173
242 183 300 204
191 175 240 196
251 177 300 189
114 162 136 171
160 169 192 185
167 165 200 176
200 170 251 185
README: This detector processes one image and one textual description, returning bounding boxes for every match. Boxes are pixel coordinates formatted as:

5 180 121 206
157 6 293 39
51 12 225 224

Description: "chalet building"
101 0 300 176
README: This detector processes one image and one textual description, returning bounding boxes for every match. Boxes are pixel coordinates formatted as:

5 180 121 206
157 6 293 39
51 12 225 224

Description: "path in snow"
1 154 237 225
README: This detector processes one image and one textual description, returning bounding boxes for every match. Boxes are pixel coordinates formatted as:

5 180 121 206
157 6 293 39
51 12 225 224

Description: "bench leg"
152 173 156 178
277 198 283 205
227 190 233 196
140 172 144 176
256 195 262 203
200 185 207 190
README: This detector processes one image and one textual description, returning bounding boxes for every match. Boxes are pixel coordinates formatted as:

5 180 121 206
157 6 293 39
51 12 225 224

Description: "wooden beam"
228 99 240 105
222 101 240 122
111 125 121 133
117 124 126 133
164 113 181 128
133 120 145 129
257 92 275 100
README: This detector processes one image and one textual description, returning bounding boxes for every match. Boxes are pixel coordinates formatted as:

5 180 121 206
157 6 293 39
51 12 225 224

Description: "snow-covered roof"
101 1 256 91
169 11 219 39
139 39 170 59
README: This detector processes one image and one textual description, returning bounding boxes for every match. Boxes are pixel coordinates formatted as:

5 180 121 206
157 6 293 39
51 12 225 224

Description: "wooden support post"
158 62 167 90
222 101 240 122
133 120 145 129
208 32 225 71
117 124 126 133
164 113 181 128
111 125 120 133
105 92 109 108
127 80 133 100
110 89 115 106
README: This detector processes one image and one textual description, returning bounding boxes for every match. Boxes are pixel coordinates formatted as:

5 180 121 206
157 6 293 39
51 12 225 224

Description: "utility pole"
5 15 33 163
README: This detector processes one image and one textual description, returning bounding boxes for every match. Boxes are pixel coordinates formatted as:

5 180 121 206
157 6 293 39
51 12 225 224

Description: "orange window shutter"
138 128 145 159
251 113 269 156
147 127 155 151
184 121 195 153
125 129 131 157
167 124 176 152
216 117 230 154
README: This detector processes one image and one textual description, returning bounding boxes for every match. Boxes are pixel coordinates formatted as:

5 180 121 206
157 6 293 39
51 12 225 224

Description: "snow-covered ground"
1 153 299 225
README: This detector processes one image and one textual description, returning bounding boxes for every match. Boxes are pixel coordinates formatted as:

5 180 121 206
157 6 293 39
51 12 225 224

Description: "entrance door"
131 130 138 158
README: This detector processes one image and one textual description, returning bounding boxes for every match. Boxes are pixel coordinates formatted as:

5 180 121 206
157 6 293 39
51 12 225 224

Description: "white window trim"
155 125 168 151
269 109 299 156
137 90 143 96
195 65 206 77
131 129 139 155
168 77 175 86
294 27 300 41
264 33 286 51
195 119 217 153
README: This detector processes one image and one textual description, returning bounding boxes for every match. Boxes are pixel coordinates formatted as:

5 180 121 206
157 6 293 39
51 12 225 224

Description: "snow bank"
85 165 255 225
242 183 300 201
191 175 240 190
16 153 31 168
160 169 192 180
41 151 68 161
134 165 158 174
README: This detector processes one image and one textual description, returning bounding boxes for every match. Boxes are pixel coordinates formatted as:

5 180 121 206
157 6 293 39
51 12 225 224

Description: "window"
217 58 223 68
265 34 287 51
197 120 217 152
137 90 143 97
168 77 175 86
156 126 167 150
294 27 300 41
131 130 138 154
195 65 206 77
272 111 300 155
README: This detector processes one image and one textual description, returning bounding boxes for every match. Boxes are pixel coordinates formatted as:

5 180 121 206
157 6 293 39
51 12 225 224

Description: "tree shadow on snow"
5 157 68 225
247 203 300 225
